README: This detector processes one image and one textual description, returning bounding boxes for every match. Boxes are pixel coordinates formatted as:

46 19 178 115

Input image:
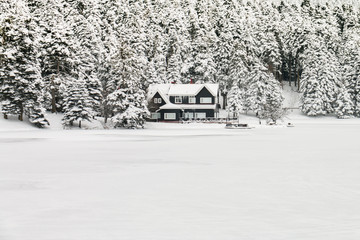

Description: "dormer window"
200 97 212 104
175 96 182 103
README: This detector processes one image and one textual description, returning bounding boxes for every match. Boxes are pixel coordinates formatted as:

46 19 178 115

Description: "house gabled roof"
158 103 183 110
167 84 219 96
159 104 217 111
148 83 219 100
147 84 172 103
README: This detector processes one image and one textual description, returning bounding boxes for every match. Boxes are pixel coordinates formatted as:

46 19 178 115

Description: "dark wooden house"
147 84 220 121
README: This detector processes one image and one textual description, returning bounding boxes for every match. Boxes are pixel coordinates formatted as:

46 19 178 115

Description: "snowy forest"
0 0 360 128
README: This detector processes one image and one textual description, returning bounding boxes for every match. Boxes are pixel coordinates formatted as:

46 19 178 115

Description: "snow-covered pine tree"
187 3 217 83
166 45 182 84
246 61 284 120
227 84 247 118
334 85 354 118
144 1 168 84
255 1 282 80
84 74 103 117
300 37 342 116
0 0 49 127
344 44 360 117
212 1 240 103
340 11 360 117
107 85 149 129
105 32 149 128
147 38 167 85
35 0 79 113
62 78 94 128
68 1 104 117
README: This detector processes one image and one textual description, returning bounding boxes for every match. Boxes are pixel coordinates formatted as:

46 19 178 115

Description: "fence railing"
179 117 239 123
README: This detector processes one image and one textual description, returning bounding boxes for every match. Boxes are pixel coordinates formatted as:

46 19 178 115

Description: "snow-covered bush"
112 105 148 129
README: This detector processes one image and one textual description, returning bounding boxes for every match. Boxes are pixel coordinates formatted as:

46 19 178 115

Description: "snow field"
1 114 360 240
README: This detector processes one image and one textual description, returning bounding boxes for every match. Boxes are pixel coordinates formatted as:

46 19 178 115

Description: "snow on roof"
167 84 202 96
148 83 219 99
158 103 183 110
205 84 219 96
160 104 217 110
178 104 218 110
147 84 172 103
168 84 219 96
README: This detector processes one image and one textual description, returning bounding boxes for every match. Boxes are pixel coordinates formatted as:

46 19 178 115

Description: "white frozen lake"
1 114 360 240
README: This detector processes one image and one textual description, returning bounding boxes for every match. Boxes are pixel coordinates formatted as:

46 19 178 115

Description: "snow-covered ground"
1 111 360 240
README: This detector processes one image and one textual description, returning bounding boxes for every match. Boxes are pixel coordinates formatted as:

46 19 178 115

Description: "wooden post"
221 92 227 110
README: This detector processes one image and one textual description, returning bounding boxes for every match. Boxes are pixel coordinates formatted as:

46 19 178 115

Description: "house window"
195 112 206 119
184 112 194 119
189 96 196 104
175 96 182 103
200 97 212 104
154 98 162 104
151 113 161 119
164 113 176 120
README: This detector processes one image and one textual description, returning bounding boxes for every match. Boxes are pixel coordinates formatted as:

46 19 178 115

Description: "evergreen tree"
0 0 49 127
68 1 104 116
227 85 247 118
300 38 341 116
246 62 284 119
105 32 149 128
345 49 360 116
62 79 94 128
334 85 354 118
341 13 360 117
36 0 79 113
107 86 149 129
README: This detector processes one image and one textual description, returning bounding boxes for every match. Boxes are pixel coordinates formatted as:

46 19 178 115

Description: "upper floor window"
175 96 182 103
154 98 162 104
200 97 212 104
189 96 196 104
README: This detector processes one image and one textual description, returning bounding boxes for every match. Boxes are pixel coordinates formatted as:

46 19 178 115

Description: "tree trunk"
294 62 297 88
288 57 292 87
51 60 60 113
297 70 300 92
19 105 23 121
4 114 8 119
104 107 108 124
79 120 82 128
51 76 56 113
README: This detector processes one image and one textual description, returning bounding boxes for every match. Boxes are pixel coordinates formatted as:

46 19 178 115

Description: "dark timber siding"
158 109 215 121
169 96 190 104
183 109 215 118
169 87 216 104
159 109 182 121
148 92 166 112
196 87 215 104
